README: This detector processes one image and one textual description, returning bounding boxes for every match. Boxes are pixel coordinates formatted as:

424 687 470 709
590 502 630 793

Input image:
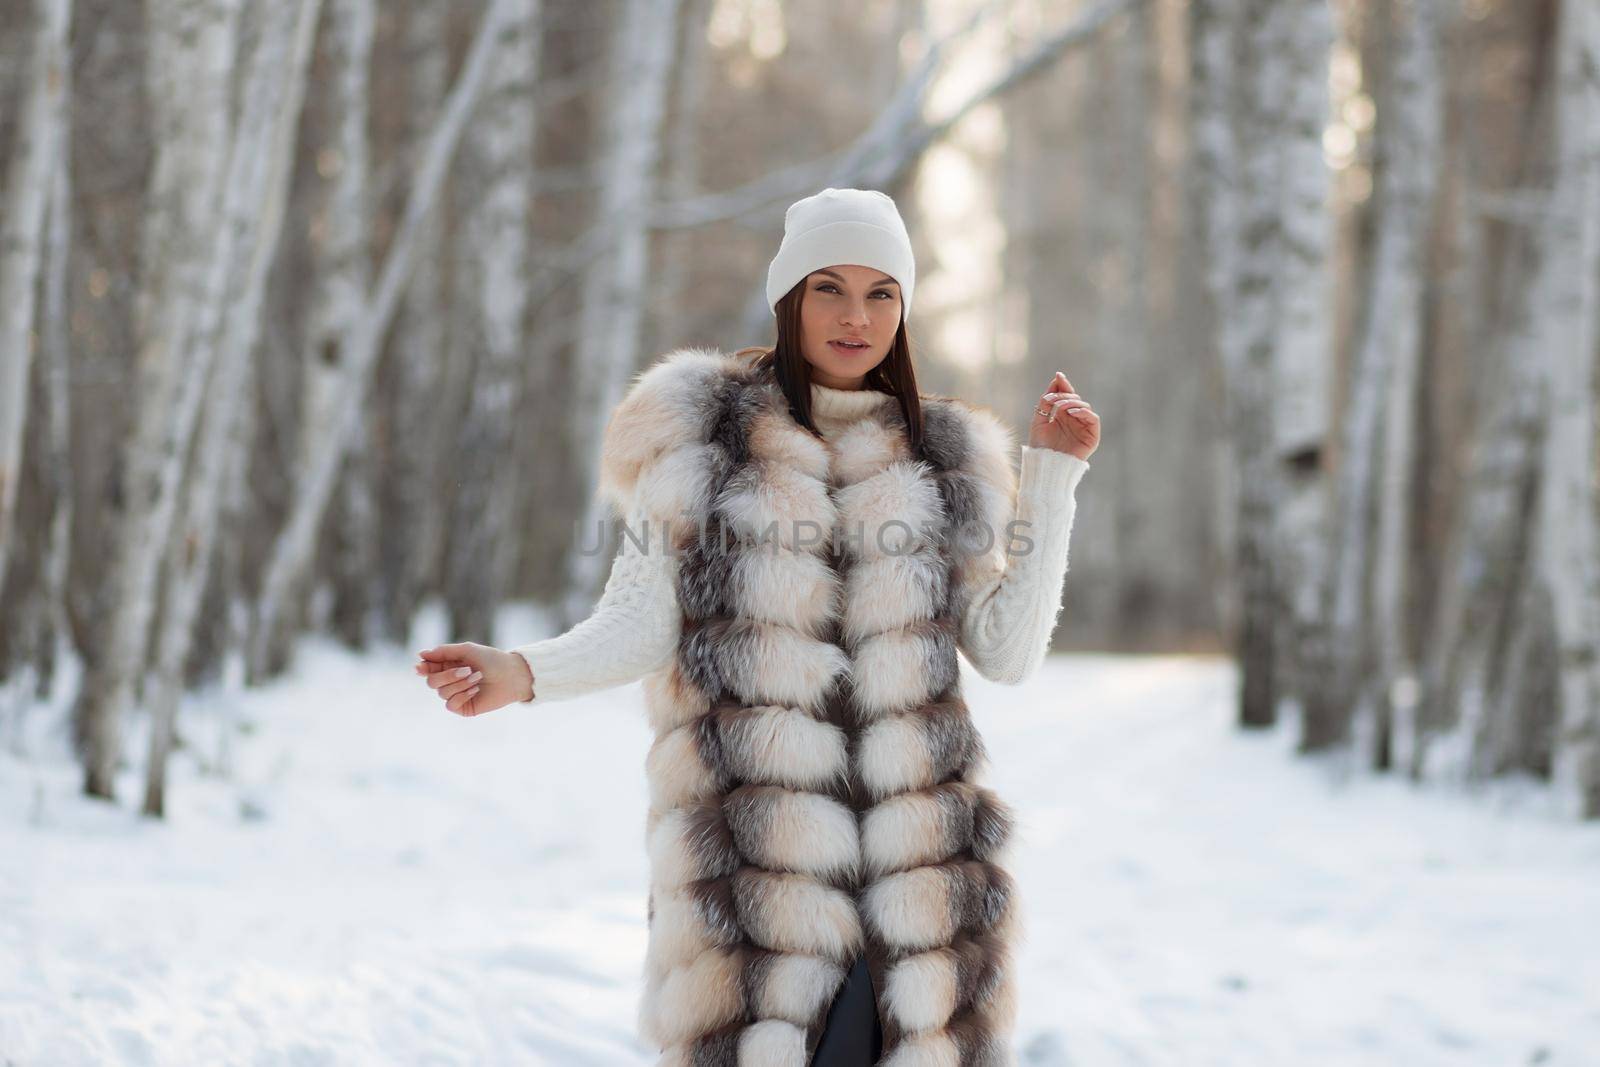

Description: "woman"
416 187 1100 1066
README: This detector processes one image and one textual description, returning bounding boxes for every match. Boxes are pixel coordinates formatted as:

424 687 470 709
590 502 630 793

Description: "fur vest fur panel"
598 346 1025 1066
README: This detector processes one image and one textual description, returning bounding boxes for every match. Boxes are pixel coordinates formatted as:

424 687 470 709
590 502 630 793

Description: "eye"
813 282 895 299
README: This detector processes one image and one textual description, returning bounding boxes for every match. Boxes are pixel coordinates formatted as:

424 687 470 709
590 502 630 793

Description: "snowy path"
4 614 1598 1066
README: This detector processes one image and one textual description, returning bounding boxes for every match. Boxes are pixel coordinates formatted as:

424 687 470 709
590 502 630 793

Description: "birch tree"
313 0 378 651
444 0 540 645
247 0 514 681
1412 224 1547 784
0 0 72 594
1188 0 1337 733
1271 1 1338 748
377 0 451 643
73 0 243 799
1228 0 1295 730
1534 0 1600 818
1410 3 1557 789
141 0 323 818
31 152 75 716
1187 0 1245 670
652 0 715 350
562 0 684 623
1306 0 1445 756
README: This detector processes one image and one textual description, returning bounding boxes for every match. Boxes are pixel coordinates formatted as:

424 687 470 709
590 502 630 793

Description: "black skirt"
809 955 883 1066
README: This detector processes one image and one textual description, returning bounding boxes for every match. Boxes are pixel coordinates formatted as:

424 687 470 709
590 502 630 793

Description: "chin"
803 342 889 384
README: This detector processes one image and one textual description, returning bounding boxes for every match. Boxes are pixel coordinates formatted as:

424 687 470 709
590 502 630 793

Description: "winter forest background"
3 0 1599 1064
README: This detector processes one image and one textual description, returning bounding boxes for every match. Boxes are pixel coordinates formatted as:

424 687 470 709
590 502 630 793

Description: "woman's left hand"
1028 370 1100 460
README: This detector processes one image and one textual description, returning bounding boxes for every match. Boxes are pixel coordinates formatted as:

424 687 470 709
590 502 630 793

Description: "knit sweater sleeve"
957 445 1089 684
507 501 680 704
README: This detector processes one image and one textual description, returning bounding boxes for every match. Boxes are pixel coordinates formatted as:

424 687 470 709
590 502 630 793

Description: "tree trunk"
1358 0 1444 766
1305 0 1444 754
1190 0 1334 731
444 0 540 646
1411 297 1545 784
561 0 683 623
1188 0 1244 664
311 0 378 653
0 0 72 595
246 0 513 683
36 138 75 713
1410 3 1559 788
1271 0 1338 749
1229 0 1294 731
141 0 323 818
377 0 451 644
73 0 243 801
1535 0 1600 818
651 0 714 352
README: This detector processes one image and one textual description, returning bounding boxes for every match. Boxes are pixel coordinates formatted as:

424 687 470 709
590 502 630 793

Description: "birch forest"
2 0 1598 828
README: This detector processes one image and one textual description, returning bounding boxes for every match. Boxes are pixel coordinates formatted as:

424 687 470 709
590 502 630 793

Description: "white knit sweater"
511 381 1089 703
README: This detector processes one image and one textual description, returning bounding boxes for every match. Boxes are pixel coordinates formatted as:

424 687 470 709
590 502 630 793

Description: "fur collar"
597 345 1018 532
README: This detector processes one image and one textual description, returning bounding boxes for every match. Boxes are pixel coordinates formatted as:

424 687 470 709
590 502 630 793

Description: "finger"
415 658 454 675
1055 371 1074 394
419 643 473 663
438 671 483 700
428 664 469 690
429 664 476 691
449 686 481 714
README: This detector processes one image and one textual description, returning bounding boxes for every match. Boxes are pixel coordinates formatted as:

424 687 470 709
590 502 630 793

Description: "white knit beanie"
766 187 916 322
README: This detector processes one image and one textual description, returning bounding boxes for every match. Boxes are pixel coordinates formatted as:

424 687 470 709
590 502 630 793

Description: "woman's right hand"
414 642 534 716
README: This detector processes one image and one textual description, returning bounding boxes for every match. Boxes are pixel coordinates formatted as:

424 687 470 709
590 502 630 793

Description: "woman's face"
798 264 902 389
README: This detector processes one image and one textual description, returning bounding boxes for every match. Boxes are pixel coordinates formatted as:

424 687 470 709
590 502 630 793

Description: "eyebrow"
813 268 899 288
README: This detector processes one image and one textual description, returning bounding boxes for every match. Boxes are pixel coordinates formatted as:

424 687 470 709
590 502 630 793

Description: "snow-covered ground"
4 603 1598 1066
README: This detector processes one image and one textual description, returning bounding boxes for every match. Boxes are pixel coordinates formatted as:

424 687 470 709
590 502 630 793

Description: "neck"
810 379 892 422
809 367 866 390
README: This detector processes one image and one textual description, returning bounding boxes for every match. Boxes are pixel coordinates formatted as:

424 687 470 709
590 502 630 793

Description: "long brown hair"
734 278 926 453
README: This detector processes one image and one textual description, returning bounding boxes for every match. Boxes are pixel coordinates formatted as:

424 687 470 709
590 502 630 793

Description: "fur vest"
597 346 1024 1066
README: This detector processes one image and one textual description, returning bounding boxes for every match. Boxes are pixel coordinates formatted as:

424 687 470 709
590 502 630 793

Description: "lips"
829 339 870 353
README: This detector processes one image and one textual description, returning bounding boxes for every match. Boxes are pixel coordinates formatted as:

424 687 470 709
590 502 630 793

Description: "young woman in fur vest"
417 188 1100 1066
